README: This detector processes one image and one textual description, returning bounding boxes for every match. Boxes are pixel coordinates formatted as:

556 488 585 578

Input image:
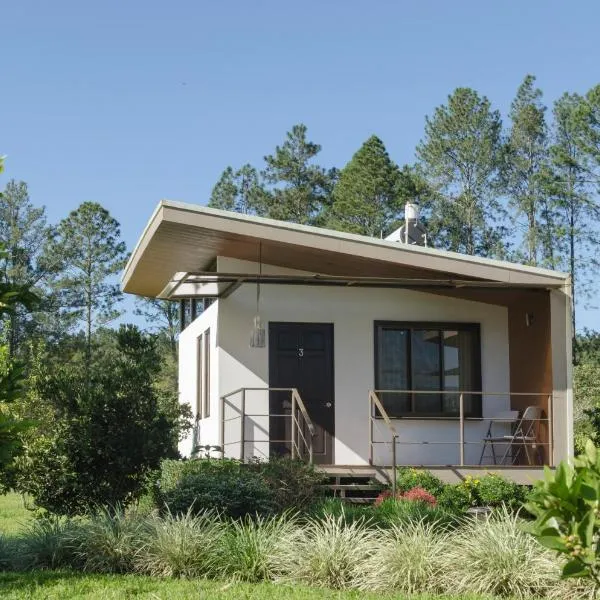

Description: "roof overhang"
122 201 570 299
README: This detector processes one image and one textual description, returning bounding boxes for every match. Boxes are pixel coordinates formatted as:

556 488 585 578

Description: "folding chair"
480 407 542 466
479 410 519 465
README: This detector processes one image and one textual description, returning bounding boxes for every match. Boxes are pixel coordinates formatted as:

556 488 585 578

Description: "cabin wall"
178 301 219 457
215 258 511 466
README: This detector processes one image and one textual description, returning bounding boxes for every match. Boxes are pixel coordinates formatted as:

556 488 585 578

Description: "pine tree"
261 124 334 225
0 180 54 358
208 164 266 215
327 136 401 236
43 202 128 368
548 93 599 333
502 75 551 266
416 88 506 257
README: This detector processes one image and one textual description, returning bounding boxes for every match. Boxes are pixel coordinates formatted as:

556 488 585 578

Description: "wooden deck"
317 464 550 485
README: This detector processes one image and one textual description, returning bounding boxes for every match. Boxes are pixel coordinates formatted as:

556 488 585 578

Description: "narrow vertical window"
196 335 203 420
203 329 211 418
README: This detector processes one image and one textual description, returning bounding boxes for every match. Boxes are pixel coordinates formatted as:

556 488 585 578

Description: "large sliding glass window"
375 322 481 418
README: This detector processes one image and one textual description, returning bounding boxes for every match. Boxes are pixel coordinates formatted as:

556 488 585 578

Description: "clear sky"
1 0 599 329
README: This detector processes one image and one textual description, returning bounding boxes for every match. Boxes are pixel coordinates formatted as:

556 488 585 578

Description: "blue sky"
1 1 599 330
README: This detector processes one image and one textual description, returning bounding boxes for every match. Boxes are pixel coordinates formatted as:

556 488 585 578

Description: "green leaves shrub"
395 468 445 497
525 439 600 586
158 459 276 519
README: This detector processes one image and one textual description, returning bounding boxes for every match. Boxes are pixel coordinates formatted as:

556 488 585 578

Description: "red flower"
402 486 437 507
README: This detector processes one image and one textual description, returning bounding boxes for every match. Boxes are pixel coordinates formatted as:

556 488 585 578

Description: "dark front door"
269 322 334 464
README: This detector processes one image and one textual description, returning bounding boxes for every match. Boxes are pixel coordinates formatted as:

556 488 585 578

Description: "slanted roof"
121 200 569 298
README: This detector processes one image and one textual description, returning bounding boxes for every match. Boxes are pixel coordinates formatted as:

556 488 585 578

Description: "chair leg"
479 440 487 465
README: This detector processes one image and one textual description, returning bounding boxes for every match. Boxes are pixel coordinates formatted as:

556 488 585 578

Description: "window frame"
196 328 212 420
196 333 203 420
374 321 482 419
203 329 211 418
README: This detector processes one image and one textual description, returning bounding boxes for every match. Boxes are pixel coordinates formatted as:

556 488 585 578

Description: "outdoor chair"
479 406 542 465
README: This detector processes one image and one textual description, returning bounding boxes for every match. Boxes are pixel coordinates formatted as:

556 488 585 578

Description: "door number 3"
298 348 304 357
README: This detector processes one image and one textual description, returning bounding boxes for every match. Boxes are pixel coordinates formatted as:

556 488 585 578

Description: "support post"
368 394 374 465
291 390 297 460
220 396 225 458
459 393 465 466
240 389 246 462
391 435 397 496
548 393 554 467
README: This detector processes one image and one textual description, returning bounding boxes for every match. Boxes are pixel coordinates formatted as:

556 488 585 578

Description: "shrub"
15 327 186 516
437 484 472 513
217 513 298 582
135 509 224 578
526 440 600 586
438 508 558 599
355 520 449 594
69 507 149 573
273 513 378 589
306 498 371 526
373 498 457 529
475 473 528 510
247 457 326 512
15 517 81 570
402 486 437 506
395 467 445 497
158 459 275 519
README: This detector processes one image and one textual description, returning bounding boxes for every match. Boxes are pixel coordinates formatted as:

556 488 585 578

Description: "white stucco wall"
178 301 219 457
198 257 512 466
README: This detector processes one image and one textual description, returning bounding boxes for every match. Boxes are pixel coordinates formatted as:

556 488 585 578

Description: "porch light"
250 242 266 348
250 314 266 348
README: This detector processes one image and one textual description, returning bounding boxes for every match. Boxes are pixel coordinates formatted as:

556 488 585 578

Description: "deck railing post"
548 393 554 467
240 389 246 462
368 393 373 466
220 396 226 458
391 435 397 496
459 393 465 466
291 390 297 460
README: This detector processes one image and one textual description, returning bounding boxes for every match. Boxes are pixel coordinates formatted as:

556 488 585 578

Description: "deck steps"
316 466 390 504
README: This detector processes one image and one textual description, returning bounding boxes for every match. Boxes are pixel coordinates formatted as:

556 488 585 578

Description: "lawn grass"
0 492 33 535
0 571 493 600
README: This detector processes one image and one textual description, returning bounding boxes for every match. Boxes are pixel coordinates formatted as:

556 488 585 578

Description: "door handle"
325 402 332 408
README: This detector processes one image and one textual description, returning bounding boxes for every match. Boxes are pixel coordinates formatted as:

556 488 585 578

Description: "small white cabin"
122 201 573 483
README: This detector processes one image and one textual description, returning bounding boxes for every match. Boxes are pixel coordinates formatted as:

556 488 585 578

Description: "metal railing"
368 390 553 472
220 387 316 464
368 390 399 495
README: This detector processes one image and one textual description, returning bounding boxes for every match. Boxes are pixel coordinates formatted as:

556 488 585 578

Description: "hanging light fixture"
250 242 266 348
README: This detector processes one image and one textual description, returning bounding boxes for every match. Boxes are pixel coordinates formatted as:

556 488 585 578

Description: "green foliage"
354 520 449 594
438 484 473 513
501 75 553 267
416 87 506 257
327 136 402 237
438 509 559 599
262 124 336 225
525 440 600 586
157 459 276 519
42 202 128 366
134 509 224 578
0 180 54 359
395 467 445 497
373 498 458 529
15 326 185 515
157 458 324 519
246 457 326 512
472 474 527 510
272 513 378 589
68 507 149 574
217 513 297 582
209 164 267 215
0 243 38 490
